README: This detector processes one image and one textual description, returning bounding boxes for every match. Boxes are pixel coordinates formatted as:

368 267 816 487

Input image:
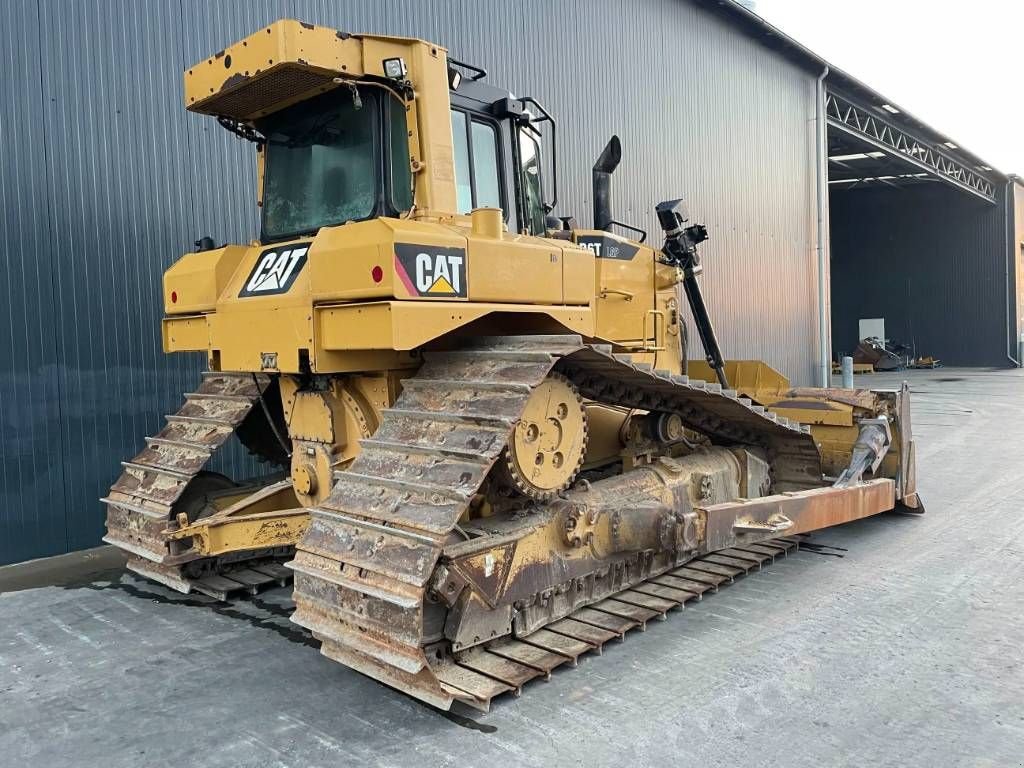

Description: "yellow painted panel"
772 404 853 427
313 349 422 374
393 40 456 214
388 220 470 301
216 237 313 311
313 218 594 308
464 232 563 304
162 315 210 352
163 245 247 314
185 20 364 115
562 243 596 305
209 306 312 372
690 360 791 395
317 303 395 350
191 512 309 556
316 301 593 352
594 241 656 342
308 220 394 302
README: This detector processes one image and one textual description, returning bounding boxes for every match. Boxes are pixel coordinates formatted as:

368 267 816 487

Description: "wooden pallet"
190 561 292 600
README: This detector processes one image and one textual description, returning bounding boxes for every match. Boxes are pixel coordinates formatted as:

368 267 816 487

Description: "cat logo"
238 242 311 297
394 243 468 299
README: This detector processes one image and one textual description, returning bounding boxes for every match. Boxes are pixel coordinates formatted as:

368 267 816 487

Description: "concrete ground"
1 368 1022 767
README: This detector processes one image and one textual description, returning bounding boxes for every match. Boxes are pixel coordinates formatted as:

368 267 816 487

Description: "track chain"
289 335 820 709
102 371 291 595
439 537 802 710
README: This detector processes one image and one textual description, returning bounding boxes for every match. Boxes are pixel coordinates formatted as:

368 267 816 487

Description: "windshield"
259 88 379 241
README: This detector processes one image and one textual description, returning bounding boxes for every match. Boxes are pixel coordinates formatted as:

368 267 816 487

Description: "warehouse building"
0 0 1018 565
825 78 1021 368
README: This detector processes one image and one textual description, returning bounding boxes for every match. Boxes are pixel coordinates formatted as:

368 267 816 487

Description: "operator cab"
446 66 553 236
248 57 555 244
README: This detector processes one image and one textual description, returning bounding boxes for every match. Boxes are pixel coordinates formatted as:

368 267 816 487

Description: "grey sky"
753 0 1022 175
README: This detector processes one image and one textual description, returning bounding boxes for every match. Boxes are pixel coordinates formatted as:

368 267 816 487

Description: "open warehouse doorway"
824 83 1021 369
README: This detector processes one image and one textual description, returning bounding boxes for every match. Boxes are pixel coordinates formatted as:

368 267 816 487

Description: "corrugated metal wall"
1 0 65 563
829 184 1009 366
0 0 820 565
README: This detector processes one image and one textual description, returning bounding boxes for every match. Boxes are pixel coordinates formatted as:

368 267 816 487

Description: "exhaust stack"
593 136 622 231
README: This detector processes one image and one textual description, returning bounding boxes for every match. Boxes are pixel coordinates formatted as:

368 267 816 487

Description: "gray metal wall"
829 184 1010 366
0 0 820 565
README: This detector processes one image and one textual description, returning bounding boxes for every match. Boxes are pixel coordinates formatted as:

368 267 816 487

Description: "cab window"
519 128 546 236
450 109 503 214
388 95 413 212
259 87 379 241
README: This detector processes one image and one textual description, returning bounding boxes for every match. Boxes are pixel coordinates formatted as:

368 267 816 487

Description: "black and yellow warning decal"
576 235 639 261
394 244 468 298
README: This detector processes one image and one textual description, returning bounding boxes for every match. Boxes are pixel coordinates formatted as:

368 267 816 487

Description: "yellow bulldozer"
104 20 920 711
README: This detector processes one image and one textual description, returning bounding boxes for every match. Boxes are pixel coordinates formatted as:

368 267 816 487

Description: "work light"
382 57 407 80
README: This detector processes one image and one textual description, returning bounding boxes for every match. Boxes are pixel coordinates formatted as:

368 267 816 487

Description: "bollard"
841 356 854 388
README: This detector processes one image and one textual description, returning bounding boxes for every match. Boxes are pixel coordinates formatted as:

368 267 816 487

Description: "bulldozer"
103 20 921 711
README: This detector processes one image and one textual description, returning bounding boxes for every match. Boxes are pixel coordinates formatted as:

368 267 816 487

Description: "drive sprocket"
501 372 588 500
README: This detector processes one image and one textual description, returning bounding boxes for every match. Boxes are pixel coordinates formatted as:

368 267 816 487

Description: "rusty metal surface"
702 479 895 553
894 381 921 508
560 348 823 491
290 338 561 710
431 539 802 711
101 372 290 593
784 387 882 411
594 597 661 626
442 443 880 643
485 638 569 676
289 335 821 710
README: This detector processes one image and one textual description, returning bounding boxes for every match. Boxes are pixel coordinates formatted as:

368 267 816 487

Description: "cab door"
447 96 563 304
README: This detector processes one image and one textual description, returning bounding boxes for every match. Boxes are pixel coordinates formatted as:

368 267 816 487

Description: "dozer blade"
288 335 880 711
103 371 295 595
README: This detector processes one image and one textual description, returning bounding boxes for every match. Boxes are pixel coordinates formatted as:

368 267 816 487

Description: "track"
289 335 821 709
102 372 292 597
434 537 801 710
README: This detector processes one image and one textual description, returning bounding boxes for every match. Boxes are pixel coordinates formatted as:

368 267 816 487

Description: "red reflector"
371 265 384 283
171 290 178 303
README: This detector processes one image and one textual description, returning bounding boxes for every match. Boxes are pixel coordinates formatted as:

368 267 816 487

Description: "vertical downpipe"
1005 177 1022 367
815 67 831 387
